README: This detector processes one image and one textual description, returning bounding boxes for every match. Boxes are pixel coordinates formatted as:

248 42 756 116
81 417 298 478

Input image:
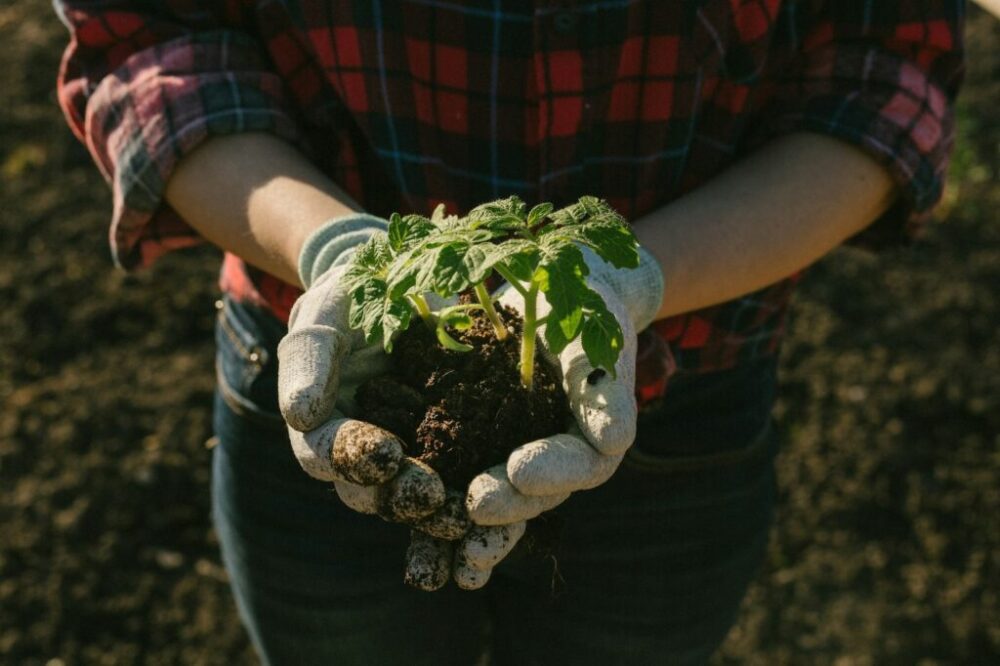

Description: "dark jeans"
212 296 779 665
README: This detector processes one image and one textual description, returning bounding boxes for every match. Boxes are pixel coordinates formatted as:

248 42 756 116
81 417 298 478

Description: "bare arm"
164 132 361 288
973 0 1000 20
634 132 896 319
164 131 895 316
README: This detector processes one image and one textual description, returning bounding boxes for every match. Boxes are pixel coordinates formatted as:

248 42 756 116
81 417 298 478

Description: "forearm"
634 132 897 320
164 133 361 287
166 132 895 305
973 0 1000 20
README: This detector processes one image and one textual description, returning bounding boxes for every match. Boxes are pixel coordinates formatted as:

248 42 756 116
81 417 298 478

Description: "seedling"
344 196 640 390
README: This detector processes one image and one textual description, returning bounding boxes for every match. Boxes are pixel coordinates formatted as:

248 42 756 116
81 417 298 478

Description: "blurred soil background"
1 2 997 664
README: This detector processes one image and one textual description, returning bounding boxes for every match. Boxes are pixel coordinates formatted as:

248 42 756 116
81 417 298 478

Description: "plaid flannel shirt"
56 0 964 404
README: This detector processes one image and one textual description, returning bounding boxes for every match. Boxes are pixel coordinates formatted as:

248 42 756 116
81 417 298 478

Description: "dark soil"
357 305 569 491
2 2 998 664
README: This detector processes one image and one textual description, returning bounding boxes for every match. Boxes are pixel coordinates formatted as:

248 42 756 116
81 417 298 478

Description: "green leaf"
579 292 624 376
430 204 465 231
386 212 405 251
546 221 639 269
408 244 450 294
391 235 540 299
421 228 494 248
388 212 435 252
438 306 473 331
436 324 474 352
343 235 393 293
539 196 639 269
469 214 527 232
548 196 624 229
388 240 477 298
348 281 378 333
381 300 413 352
429 243 474 296
467 196 528 232
466 239 536 284
460 244 491 284
535 242 588 342
543 310 572 355
430 203 447 225
343 263 373 295
578 222 639 268
353 235 393 271
347 279 412 351
469 196 528 219
502 248 540 283
527 202 553 228
384 244 423 298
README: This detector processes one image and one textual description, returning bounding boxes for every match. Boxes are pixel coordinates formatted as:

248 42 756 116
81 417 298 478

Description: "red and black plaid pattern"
56 0 964 403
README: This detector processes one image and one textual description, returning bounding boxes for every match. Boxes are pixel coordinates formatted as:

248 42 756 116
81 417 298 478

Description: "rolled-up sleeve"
761 1 965 249
56 2 302 269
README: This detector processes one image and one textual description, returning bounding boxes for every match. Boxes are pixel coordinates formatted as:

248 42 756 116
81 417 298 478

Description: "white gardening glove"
455 246 665 585
402 521 528 591
280 215 477 592
278 215 453 528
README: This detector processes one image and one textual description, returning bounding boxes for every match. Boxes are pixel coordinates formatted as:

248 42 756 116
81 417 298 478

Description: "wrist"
298 213 389 288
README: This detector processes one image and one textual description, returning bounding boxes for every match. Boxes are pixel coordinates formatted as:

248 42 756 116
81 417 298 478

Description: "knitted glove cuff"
582 245 664 331
297 213 389 288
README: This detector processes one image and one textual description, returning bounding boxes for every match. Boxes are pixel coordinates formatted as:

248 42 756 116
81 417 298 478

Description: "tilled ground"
2 4 997 664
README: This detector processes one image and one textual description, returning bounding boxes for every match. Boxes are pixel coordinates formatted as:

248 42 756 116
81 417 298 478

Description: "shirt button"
553 10 577 34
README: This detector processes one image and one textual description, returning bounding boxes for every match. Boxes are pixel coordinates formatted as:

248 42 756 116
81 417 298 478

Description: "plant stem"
519 282 539 391
493 264 530 298
474 282 508 341
410 294 436 328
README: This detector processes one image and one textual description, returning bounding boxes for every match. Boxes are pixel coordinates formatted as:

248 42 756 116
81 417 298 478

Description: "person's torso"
223 0 802 402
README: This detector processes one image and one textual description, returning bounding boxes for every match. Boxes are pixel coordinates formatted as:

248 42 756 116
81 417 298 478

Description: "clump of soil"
355 304 569 490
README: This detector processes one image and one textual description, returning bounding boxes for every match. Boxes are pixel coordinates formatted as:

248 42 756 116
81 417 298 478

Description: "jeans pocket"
623 359 780 475
623 420 777 475
215 297 285 429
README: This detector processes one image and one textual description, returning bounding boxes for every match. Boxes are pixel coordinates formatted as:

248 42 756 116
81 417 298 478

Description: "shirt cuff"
82 31 302 270
297 214 389 288
761 48 956 251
